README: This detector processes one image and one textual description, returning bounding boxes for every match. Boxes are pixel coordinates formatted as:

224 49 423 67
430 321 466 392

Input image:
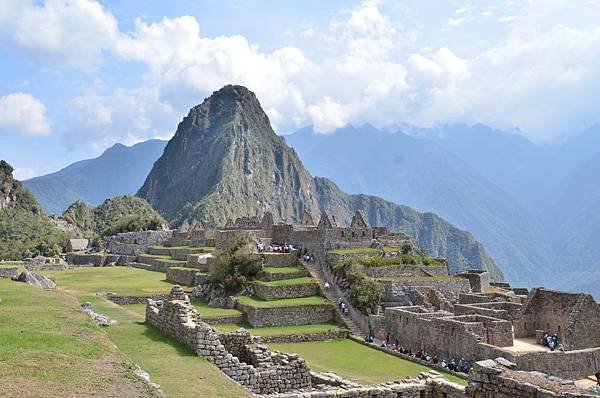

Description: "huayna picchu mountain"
138 85 504 279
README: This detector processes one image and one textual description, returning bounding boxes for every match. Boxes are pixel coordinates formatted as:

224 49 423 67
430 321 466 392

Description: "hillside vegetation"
0 161 67 260
62 196 165 239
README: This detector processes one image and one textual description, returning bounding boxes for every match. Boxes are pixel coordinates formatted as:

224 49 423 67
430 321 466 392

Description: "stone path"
303 260 364 337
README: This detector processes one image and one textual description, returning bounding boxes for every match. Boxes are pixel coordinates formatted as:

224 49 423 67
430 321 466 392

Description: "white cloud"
0 93 51 136
0 0 119 68
447 17 465 27
66 88 175 150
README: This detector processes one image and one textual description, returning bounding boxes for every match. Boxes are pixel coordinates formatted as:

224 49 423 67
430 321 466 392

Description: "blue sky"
1 0 600 179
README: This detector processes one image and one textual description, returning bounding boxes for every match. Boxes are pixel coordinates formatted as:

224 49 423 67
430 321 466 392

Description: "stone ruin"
145 285 312 395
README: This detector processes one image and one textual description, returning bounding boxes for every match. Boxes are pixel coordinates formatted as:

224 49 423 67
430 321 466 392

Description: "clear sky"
1 0 600 179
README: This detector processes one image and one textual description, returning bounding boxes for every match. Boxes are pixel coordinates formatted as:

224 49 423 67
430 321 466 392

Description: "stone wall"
455 270 490 293
0 267 18 278
186 254 213 272
454 301 523 321
258 329 349 343
263 253 299 267
380 278 471 303
136 254 185 272
146 286 312 395
106 293 169 305
237 302 335 327
467 359 598 397
66 253 135 266
106 230 173 255
252 282 320 300
260 269 308 281
512 347 600 380
166 267 201 286
365 264 449 278
513 288 600 351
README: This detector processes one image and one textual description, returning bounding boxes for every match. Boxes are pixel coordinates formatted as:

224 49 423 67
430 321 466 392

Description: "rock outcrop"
12 270 57 289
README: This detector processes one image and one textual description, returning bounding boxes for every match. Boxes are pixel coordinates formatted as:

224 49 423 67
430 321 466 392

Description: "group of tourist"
338 298 350 315
301 254 315 262
363 335 472 375
542 333 565 352
256 242 298 253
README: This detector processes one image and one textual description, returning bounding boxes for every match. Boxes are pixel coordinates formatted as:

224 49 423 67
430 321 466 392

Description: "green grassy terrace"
253 277 316 286
262 266 306 274
213 322 346 336
41 267 178 296
138 254 187 264
236 295 330 308
373 276 457 281
269 339 466 386
357 255 444 267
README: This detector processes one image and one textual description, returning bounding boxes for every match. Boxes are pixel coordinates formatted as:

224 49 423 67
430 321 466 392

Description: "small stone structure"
146 286 312 395
455 269 490 293
66 238 88 253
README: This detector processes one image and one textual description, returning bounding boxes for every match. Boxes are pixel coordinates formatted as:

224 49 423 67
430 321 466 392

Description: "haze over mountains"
22 86 600 296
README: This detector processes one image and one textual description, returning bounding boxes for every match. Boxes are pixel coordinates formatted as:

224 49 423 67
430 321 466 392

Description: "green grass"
358 255 444 267
40 267 177 296
328 247 403 255
254 277 316 286
138 254 187 264
213 322 346 336
0 280 156 397
236 295 330 308
78 295 251 397
269 339 466 385
262 266 306 274
192 300 243 318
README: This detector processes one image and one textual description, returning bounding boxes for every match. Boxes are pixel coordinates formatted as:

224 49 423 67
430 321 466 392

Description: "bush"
401 242 412 255
209 238 262 294
332 260 383 314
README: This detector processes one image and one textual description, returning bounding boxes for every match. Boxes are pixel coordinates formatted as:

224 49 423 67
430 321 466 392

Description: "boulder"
12 270 56 289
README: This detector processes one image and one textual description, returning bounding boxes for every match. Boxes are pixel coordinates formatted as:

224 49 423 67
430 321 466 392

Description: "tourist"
542 333 549 346
595 370 600 386
448 359 456 371
558 343 565 352
432 356 438 365
440 359 447 368
324 282 330 291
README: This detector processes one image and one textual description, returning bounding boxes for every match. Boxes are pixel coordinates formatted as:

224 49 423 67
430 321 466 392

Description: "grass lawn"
262 266 306 274
192 300 243 318
149 246 215 253
269 339 466 385
0 280 157 398
78 295 251 397
236 295 329 308
138 254 187 264
213 322 346 336
41 267 177 296
254 277 316 286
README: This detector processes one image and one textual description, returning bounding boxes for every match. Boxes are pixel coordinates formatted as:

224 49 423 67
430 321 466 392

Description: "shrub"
332 260 383 314
209 238 262 294
401 242 412 255
102 214 165 237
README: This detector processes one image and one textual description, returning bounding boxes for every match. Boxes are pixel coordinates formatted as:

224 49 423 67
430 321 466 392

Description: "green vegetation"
262 266 306 274
40 267 177 296
149 245 215 253
374 276 456 281
269 339 466 385
0 161 67 260
139 254 187 264
332 261 383 314
192 300 243 318
214 322 346 336
209 239 261 294
358 255 443 267
328 247 379 255
236 295 329 308
62 195 165 239
74 296 252 397
0 279 157 397
253 277 316 286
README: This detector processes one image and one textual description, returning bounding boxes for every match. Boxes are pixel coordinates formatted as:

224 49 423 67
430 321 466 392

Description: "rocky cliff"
138 85 504 279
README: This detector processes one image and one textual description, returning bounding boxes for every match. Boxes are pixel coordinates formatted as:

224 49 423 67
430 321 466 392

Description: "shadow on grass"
140 322 198 358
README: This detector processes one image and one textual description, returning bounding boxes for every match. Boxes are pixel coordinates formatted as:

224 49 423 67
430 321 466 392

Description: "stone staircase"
303 260 364 337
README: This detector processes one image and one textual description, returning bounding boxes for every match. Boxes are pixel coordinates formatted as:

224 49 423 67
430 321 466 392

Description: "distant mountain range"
23 140 167 215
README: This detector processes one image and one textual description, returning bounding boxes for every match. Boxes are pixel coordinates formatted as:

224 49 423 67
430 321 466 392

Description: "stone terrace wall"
146 287 311 395
380 278 471 303
166 267 199 286
263 253 299 267
512 347 600 380
252 282 320 300
106 293 169 305
107 230 173 255
238 302 335 327
454 302 522 321
365 265 448 278
66 253 135 266
467 359 598 397
0 267 18 278
258 329 349 343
